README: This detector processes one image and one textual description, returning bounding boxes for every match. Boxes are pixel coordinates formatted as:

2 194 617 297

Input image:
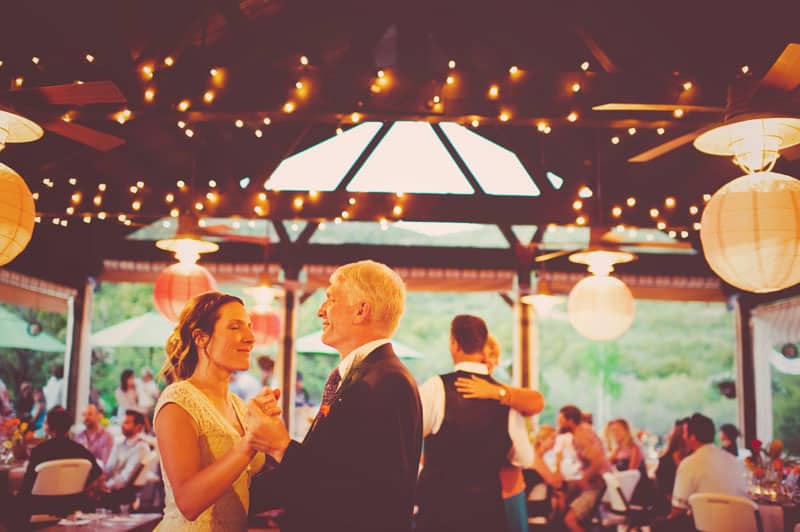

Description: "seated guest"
653 418 689 516
719 423 740 457
19 407 102 520
557 404 611 532
101 410 151 508
74 404 114 466
605 418 643 472
525 424 564 523
657 413 746 531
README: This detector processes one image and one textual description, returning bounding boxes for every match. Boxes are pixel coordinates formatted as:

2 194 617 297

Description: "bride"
154 291 287 531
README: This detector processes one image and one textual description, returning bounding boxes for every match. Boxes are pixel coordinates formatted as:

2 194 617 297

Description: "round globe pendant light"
568 275 635 341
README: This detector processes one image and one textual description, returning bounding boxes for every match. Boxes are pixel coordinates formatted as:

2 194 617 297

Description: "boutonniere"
319 405 331 418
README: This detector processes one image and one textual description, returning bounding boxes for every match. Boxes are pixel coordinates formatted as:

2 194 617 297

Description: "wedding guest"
115 369 140 421
557 404 610 532
74 404 114 466
256 355 275 388
154 291 279 530
720 423 740 457
101 410 152 509
20 407 102 520
657 413 746 531
606 418 644 472
42 364 65 411
417 316 533 532
454 333 544 532
653 418 689 515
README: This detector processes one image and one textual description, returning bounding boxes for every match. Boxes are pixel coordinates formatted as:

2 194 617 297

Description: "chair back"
688 493 763 532
602 469 641 513
32 458 93 496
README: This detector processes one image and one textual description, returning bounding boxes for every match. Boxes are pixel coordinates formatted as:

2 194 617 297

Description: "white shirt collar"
454 361 489 374
337 338 391 382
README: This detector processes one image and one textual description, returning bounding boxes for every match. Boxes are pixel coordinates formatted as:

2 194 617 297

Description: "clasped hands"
245 387 291 461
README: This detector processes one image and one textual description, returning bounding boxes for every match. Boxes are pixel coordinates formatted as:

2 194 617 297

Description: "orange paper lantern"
567 275 635 341
249 309 282 346
700 171 800 293
0 163 35 266
154 262 217 322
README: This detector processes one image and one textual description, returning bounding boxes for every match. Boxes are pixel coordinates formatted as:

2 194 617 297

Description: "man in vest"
417 314 534 532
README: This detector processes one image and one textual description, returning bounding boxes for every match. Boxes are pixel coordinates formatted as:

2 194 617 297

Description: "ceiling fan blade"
593 103 724 113
628 126 710 162
534 249 577 262
781 144 800 161
10 81 126 105
42 119 125 151
756 43 800 95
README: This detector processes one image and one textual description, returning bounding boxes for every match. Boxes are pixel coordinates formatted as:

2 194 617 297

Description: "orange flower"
319 405 330 418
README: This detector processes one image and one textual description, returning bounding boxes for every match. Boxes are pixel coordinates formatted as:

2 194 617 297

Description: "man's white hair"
330 260 406 336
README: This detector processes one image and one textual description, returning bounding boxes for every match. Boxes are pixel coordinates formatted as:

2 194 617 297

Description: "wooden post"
277 266 300 432
734 295 757 446
65 277 93 421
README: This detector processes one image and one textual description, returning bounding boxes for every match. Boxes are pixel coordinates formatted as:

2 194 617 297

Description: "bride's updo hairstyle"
160 291 244 382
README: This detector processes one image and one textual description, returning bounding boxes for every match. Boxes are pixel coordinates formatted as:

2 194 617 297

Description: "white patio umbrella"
91 311 174 348
0 306 65 352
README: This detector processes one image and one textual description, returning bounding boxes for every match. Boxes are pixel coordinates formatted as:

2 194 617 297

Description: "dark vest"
417 371 511 532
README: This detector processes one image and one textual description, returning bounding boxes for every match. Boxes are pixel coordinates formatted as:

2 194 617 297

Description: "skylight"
439 122 540 196
264 122 383 191
346 121 475 194
546 171 565 190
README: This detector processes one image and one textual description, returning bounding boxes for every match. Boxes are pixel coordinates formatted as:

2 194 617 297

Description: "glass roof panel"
511 225 538 243
440 122 540 196
311 220 509 247
346 122 474 194
264 122 382 191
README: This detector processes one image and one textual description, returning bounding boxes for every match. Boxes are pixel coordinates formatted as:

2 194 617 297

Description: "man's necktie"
313 367 342 424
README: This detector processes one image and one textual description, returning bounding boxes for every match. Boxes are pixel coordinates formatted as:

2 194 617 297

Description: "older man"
74 404 114 466
251 260 422 532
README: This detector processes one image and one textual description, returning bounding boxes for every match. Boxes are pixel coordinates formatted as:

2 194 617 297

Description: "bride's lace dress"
154 381 265 531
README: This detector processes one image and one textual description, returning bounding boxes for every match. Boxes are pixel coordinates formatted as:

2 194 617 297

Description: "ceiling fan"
0 80 127 152
534 225 693 273
593 43 800 165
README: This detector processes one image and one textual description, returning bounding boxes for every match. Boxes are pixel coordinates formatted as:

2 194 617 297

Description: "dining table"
31 512 162 531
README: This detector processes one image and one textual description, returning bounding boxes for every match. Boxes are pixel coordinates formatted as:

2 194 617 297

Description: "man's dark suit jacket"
251 343 422 532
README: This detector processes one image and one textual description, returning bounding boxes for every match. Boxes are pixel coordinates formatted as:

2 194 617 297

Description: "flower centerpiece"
1 417 34 460
745 438 797 500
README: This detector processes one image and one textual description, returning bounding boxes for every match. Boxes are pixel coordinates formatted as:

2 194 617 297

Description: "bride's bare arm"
156 403 257 521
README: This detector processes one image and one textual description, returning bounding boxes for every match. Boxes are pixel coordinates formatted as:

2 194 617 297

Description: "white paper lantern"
700 171 800 293
568 275 635 340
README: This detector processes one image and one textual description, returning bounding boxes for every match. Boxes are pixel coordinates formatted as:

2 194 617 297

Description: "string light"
93 194 102 207
665 197 676 208
208 180 217 188
571 83 581 93
741 65 750 74
165 193 175 203
650 208 660 218
14 77 23 88
446 75 455 85
209 68 218 77
176 180 186 189
235 119 244 128
178 100 191 111
693 222 701 230
626 197 636 207
263 117 271 125
628 127 637 135
657 221 666 230
488 85 499 99
567 112 578 122
578 186 593 198
657 127 665 135
98 212 107 220
689 205 698 215
184 129 194 138
31 56 40 65
98 183 107 191
499 112 510 122
393 205 403 216
611 206 622 218
350 112 361 123
177 120 186 129
203 90 215 103
611 136 620 144
293 197 304 209
300 55 309 65
673 108 685 118
576 216 587 225
132 200 142 211
682 81 693 91
163 56 174 67
85 53 95 63
471 119 479 128
68 178 78 186
144 88 155 102
448 59 456 69
580 61 590 71
283 101 296 113
255 129 263 138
